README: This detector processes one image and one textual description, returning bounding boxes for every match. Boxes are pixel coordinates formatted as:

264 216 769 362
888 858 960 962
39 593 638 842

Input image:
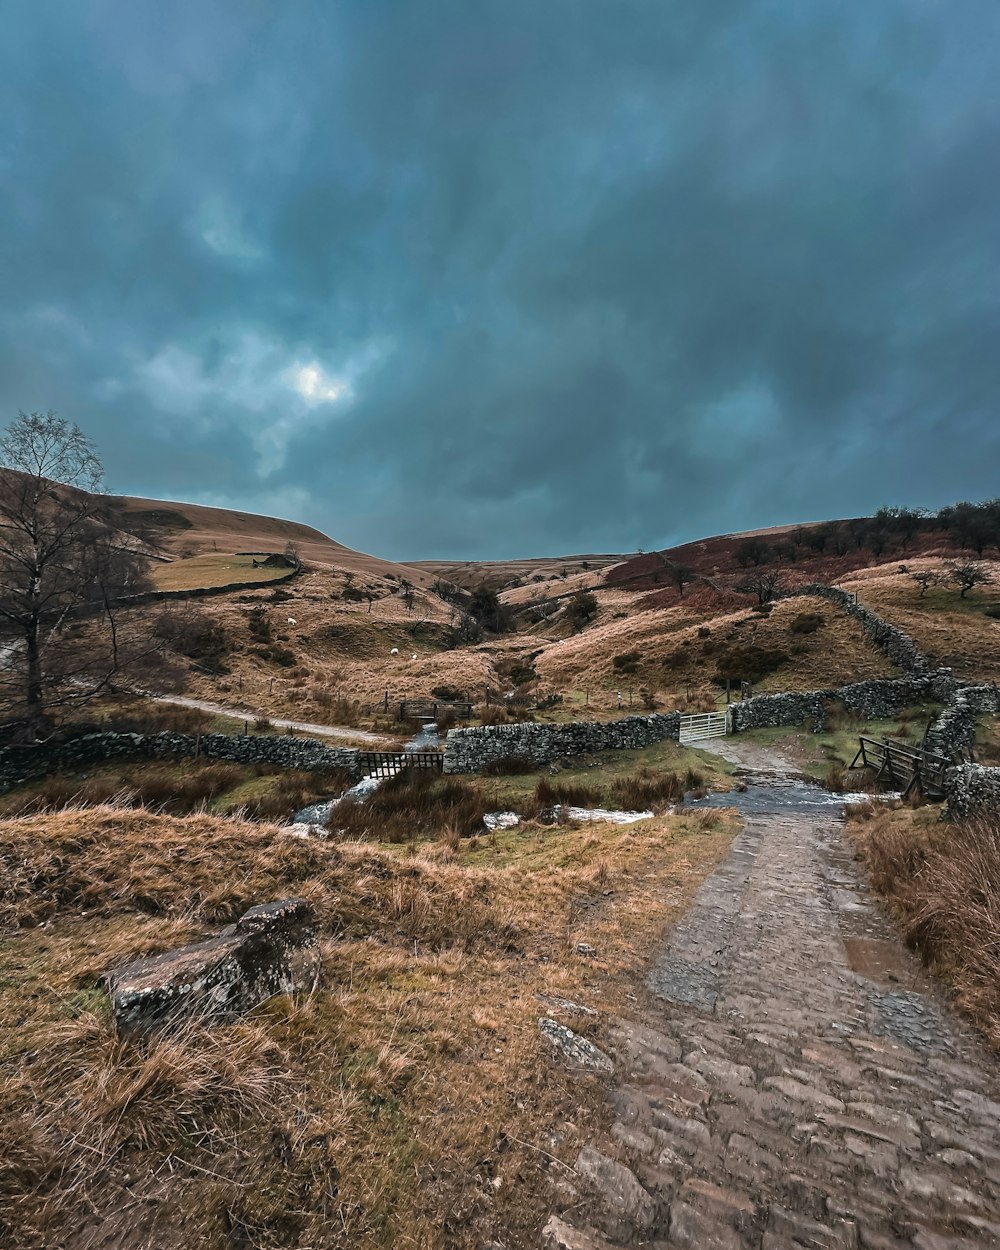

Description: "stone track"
544 809 1000 1250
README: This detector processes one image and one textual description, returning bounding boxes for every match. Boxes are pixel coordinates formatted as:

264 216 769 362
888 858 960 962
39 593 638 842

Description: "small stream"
685 774 897 816
290 718 442 829
289 725 894 833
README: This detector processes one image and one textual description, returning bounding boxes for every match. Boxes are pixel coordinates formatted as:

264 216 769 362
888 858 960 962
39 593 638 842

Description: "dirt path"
544 764 1000 1247
146 692 393 744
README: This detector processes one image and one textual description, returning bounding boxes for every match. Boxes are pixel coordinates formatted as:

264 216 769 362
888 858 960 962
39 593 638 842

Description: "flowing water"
291 718 441 828
685 775 897 816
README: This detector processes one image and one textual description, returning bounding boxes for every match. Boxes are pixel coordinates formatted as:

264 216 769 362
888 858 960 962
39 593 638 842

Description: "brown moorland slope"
606 518 977 589
115 493 435 584
412 553 623 593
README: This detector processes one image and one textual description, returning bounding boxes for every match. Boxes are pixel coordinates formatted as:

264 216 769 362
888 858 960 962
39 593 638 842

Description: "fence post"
400 701 406 720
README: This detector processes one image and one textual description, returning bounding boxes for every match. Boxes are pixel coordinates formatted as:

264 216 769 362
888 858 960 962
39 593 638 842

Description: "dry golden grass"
534 593 898 713
0 801 736 1249
842 560 1000 682
152 553 291 591
132 559 910 732
118 492 433 585
847 803 1000 1048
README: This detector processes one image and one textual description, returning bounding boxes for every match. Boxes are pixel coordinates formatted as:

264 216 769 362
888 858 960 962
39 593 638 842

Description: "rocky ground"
542 749 1000 1249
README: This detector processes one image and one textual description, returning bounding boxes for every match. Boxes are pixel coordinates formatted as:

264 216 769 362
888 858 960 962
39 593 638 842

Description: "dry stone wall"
925 683 1000 759
730 675 943 734
443 712 681 774
0 730 360 794
944 763 1000 819
783 584 929 674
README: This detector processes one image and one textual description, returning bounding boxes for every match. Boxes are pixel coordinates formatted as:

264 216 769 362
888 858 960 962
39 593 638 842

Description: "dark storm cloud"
1 1 998 559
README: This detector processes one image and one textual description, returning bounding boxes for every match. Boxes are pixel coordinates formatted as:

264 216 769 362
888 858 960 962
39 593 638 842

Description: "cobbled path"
543 807 1000 1250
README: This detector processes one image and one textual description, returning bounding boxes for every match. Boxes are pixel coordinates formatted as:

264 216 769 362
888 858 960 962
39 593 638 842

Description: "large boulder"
103 898 321 1035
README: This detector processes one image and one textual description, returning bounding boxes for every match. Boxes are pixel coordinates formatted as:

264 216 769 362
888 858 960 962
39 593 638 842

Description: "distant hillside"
605 516 975 591
110 494 436 585
412 553 624 592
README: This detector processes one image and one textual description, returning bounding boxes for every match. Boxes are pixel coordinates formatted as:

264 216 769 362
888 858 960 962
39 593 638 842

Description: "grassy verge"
474 739 733 812
846 802 1000 1049
0 760 349 821
734 703 941 783
0 801 737 1249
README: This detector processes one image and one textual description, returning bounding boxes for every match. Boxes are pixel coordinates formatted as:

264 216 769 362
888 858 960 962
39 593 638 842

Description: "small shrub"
711 646 788 686
985 604 1000 620
435 709 458 736
535 693 563 710
253 645 296 668
534 778 602 808
330 770 488 842
609 771 683 809
697 626 711 638
612 651 642 674
246 605 272 642
824 766 846 793
790 612 826 635
431 685 466 702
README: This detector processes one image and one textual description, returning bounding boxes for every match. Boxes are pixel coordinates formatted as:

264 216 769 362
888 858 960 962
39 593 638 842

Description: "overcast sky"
2 2 998 560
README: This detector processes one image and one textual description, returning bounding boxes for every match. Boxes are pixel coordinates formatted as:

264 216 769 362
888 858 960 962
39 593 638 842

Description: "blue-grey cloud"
1 1 998 559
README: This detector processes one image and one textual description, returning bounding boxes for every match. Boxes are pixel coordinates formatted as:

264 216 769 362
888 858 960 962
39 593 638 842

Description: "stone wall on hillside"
925 684 1000 760
730 676 940 734
944 763 1000 820
61 559 302 625
0 731 360 795
783 584 928 675
443 712 681 774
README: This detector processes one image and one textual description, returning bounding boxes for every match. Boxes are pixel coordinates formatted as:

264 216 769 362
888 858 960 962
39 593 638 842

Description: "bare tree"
736 569 783 608
0 411 156 736
910 570 940 599
671 564 697 597
948 562 993 599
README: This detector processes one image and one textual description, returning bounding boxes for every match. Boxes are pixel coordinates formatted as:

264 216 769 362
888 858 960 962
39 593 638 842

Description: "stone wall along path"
544 779 1000 1248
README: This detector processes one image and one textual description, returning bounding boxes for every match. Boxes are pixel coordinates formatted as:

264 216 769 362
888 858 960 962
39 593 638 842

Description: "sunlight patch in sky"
289 362 350 406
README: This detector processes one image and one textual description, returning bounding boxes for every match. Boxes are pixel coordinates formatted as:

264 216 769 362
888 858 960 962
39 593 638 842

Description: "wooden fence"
849 736 953 801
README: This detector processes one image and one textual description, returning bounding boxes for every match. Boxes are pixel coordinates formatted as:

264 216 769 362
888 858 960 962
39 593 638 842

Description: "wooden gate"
678 710 729 744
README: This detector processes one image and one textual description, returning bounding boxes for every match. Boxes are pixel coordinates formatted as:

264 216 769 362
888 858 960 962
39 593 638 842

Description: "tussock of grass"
330 769 490 842
848 805 1000 1047
0 762 351 822
609 767 703 810
533 777 603 808
0 800 736 1249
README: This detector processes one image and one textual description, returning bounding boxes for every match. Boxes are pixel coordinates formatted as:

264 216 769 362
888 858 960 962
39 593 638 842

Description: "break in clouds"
1 1 999 560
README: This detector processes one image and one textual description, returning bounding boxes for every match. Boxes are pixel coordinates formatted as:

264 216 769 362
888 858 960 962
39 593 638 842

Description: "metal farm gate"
678 710 729 744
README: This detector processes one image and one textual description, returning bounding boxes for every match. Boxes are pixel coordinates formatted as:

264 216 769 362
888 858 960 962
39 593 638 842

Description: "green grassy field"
736 702 942 781
472 737 733 811
151 553 290 591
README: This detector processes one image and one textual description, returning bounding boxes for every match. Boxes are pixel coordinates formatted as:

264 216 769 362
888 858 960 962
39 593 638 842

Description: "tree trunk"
25 615 44 737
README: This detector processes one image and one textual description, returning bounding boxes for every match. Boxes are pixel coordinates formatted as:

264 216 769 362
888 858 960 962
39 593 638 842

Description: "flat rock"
104 897 321 1034
540 1214 621 1250
539 1018 613 1074
574 1147 657 1228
